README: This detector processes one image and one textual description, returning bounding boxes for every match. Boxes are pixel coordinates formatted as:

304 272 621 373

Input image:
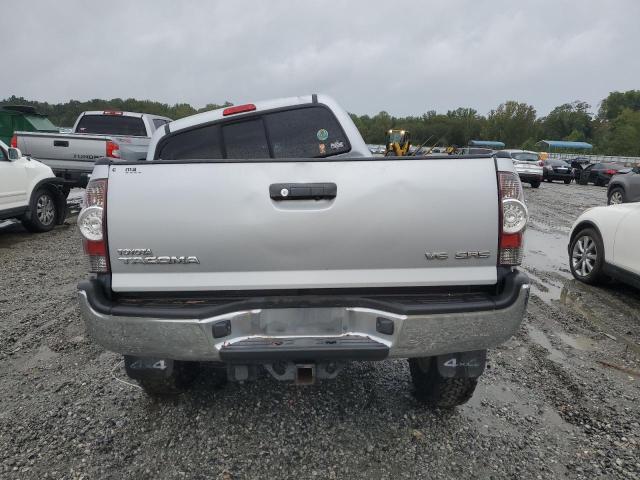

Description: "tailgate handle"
270 183 337 201
53 140 69 147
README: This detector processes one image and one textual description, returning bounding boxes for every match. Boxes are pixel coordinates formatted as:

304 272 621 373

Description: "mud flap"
436 350 486 378
124 355 174 381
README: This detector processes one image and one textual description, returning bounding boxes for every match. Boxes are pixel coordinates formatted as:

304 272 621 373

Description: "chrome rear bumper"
78 281 530 361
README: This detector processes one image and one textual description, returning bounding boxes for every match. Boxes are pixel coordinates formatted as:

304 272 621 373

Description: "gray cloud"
3 0 639 116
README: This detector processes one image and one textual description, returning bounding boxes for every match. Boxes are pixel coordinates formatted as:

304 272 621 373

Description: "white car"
0 140 69 232
568 203 640 289
496 150 544 188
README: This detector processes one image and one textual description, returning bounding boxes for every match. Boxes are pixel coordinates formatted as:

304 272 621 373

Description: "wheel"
594 177 603 187
569 228 605 285
409 357 478 408
564 179 571 184
134 360 200 396
21 188 57 232
530 181 541 188
608 187 625 205
546 178 552 183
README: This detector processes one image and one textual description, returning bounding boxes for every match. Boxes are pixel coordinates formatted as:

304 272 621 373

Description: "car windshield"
513 153 539 162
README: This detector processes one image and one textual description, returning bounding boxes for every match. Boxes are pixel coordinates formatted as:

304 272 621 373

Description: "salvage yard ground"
0 182 638 479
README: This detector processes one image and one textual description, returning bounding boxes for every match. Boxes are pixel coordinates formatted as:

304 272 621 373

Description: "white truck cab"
0 140 69 232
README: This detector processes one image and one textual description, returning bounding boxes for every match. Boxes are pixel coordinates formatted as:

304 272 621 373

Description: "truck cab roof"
148 94 370 160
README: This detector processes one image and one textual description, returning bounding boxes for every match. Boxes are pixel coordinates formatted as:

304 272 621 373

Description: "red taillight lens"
10 134 17 148
223 104 256 116
78 179 109 273
106 140 120 158
605 169 616 175
498 172 528 266
538 161 544 167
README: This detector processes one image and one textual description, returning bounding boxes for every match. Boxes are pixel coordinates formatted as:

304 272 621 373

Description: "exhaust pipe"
295 364 316 385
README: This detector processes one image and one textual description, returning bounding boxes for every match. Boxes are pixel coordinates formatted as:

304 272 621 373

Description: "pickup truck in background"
76 94 530 408
12 111 172 187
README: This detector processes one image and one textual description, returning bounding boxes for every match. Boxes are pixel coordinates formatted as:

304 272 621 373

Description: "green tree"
483 101 537 148
540 101 592 141
600 108 640 156
598 90 640 121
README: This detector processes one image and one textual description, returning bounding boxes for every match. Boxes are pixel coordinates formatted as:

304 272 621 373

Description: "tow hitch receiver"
436 350 487 378
295 364 316 385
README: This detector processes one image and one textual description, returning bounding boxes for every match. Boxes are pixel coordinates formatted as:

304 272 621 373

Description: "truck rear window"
222 119 270 159
76 115 146 137
265 107 350 158
155 105 351 160
159 124 222 160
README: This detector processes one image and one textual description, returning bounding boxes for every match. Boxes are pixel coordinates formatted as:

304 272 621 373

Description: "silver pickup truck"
14 111 171 187
76 94 530 407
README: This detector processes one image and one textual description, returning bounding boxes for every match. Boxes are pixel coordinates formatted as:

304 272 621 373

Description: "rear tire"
564 179 571 184
21 188 57 233
135 361 200 396
569 228 605 285
530 181 541 188
409 358 478 408
608 187 625 205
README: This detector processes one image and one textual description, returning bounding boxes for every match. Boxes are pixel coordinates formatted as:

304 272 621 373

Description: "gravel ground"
0 182 638 479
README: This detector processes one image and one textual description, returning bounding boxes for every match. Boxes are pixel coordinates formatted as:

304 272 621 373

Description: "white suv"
0 140 69 232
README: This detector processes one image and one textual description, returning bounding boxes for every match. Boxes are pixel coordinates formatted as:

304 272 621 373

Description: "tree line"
3 90 640 156
351 90 640 157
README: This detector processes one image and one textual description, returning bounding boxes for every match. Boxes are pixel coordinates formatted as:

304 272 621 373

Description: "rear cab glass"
156 105 351 160
75 115 147 137
265 107 350 158
152 118 169 130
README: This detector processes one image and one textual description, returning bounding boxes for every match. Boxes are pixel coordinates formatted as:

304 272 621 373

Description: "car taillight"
78 179 109 273
106 140 120 158
538 161 544 167
223 104 256 116
498 172 528 266
10 134 17 148
605 169 617 175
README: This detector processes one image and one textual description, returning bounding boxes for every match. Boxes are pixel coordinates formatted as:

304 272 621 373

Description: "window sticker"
316 129 329 141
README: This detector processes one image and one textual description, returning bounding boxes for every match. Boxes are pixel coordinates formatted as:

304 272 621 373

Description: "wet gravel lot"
0 182 638 479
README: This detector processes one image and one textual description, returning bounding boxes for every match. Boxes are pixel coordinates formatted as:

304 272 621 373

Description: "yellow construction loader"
385 129 411 156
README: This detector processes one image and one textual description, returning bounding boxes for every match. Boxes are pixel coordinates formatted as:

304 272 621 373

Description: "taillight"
106 140 120 158
10 134 17 148
538 161 544 167
103 110 123 115
605 169 617 175
498 172 528 266
223 104 256 116
78 179 109 273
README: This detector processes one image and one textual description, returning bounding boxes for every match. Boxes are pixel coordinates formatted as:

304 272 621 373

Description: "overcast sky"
3 0 639 117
